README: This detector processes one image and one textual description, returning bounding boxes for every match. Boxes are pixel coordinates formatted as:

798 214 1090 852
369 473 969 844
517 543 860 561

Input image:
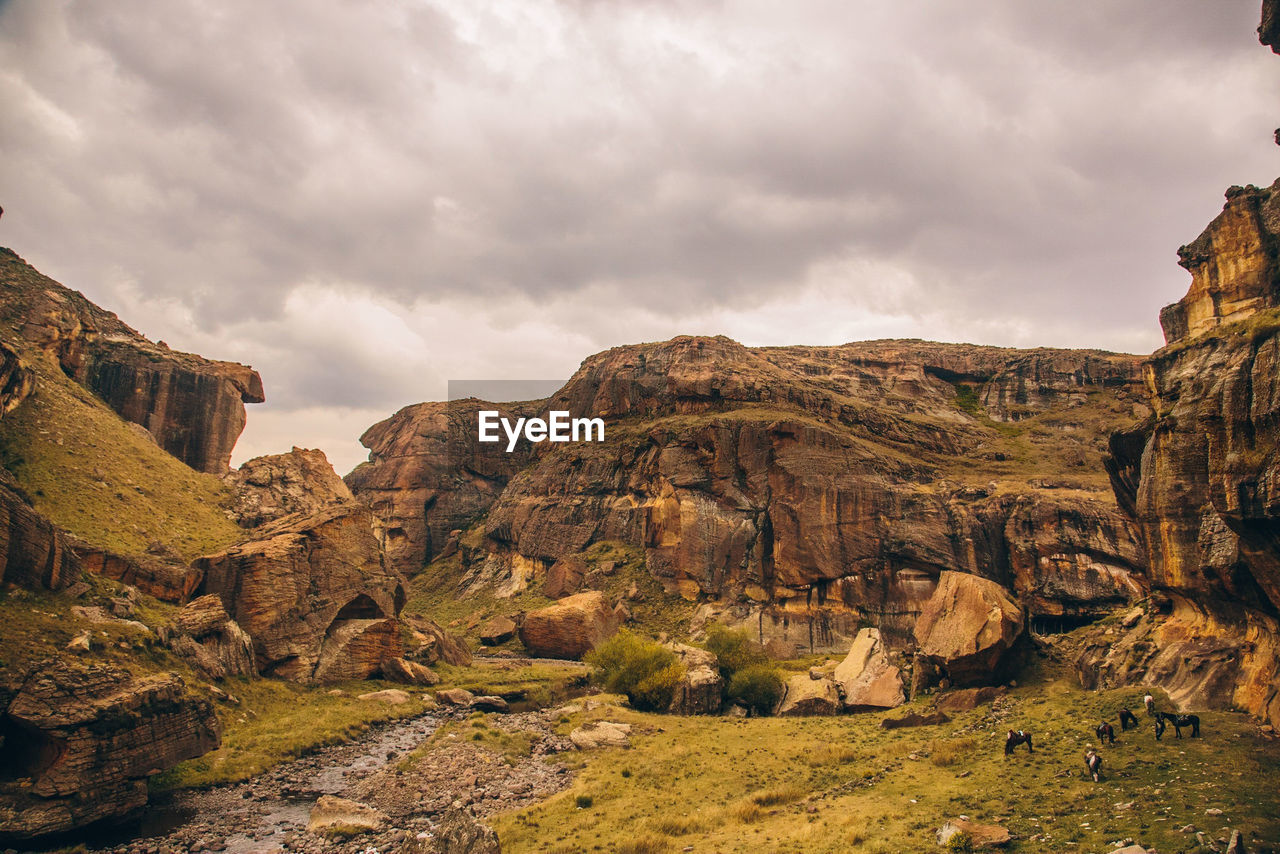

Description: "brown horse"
1096 722 1116 744
1118 708 1139 731
1005 730 1033 755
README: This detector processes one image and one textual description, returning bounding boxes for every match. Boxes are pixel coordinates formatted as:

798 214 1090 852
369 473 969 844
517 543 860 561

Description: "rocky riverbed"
9 707 577 854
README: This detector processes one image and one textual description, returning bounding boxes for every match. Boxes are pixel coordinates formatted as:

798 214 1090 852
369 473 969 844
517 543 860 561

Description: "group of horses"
1003 696 1202 782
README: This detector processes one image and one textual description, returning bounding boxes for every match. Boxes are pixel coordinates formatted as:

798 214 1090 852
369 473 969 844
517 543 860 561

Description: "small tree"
704 624 767 679
727 664 785 716
585 630 685 712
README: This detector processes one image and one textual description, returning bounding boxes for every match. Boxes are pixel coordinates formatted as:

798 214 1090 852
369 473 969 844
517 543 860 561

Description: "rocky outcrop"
664 643 723 715
0 342 33 418
914 571 1025 687
1091 180 1280 727
73 543 201 603
224 447 355 527
0 472 79 591
517 591 620 659
832 628 906 711
0 248 263 474
171 594 256 680
404 614 473 666
345 399 541 574
1262 0 1279 53
0 660 220 841
194 503 408 682
775 672 840 716
382 657 440 685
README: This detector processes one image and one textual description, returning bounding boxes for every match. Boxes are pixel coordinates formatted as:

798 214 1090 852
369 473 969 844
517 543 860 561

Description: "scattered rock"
936 818 1011 848
569 721 631 749
306 795 387 835
358 689 412 705
382 656 441 686
478 615 517 646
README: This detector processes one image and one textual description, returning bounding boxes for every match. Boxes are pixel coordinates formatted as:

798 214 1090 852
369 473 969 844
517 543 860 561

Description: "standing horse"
1118 708 1139 731
1158 712 1201 738
1084 748 1103 782
1154 714 1167 741
1005 730 1033 755
1096 722 1116 744
1144 693 1155 716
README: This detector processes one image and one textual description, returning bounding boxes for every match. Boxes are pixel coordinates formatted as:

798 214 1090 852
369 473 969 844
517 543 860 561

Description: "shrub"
726 663 784 715
704 624 767 678
945 830 974 853
575 794 594 809
585 630 684 711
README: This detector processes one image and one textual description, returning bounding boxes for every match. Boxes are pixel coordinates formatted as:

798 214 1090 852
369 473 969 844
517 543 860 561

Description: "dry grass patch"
930 736 978 767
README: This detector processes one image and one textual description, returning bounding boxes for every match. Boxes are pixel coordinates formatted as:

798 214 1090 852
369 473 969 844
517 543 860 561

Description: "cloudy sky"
0 1 1276 474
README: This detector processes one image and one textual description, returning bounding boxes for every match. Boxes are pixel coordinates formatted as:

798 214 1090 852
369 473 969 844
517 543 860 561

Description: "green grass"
491 665 1280 854
0 359 245 561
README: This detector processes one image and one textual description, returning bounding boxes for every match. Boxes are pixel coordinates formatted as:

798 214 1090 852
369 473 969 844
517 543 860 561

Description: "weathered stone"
195 503 407 683
436 688 475 706
170 597 257 681
381 656 440 686
306 795 386 835
881 711 951 729
66 631 92 652
224 447 355 528
569 721 631 749
914 571 1025 687
935 686 1006 713
0 473 79 592
518 591 620 659
74 545 202 603
470 695 509 713
358 688 411 705
544 554 587 599
833 628 905 711
776 673 840 716
404 614 473 666
0 660 220 840
669 664 724 716
415 807 502 854
478 615 517 645
936 818 1011 848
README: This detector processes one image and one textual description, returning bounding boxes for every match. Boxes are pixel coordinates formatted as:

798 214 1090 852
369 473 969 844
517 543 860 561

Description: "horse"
1157 711 1201 738
1096 721 1116 744
1154 714 1166 741
1118 708 1139 731
1144 693 1155 716
1005 730 1033 755
1084 748 1103 782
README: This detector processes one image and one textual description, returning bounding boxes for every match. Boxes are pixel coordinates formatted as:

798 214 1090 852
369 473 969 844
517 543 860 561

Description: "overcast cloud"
0 0 1276 474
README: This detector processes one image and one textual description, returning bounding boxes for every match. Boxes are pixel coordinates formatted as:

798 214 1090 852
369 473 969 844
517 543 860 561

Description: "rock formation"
518 591 620 659
194 503 408 682
0 660 220 840
0 248 263 473
775 672 841 716
72 543 201 603
171 594 256 680
224 447 355 528
1262 0 1278 53
664 642 724 715
0 471 79 591
403 614 473 666
1089 180 1280 727
832 628 906 711
913 571 1025 686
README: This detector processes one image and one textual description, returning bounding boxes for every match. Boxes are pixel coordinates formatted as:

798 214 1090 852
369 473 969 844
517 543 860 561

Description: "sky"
0 1 1276 475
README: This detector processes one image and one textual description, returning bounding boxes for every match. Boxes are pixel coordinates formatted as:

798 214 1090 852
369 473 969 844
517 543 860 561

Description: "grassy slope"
0 359 244 561
491 660 1280 854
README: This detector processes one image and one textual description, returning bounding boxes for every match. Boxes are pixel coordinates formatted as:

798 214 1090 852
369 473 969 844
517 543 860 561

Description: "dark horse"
1156 711 1200 738
1084 748 1103 782
1005 730 1033 755
1118 708 1139 731
1096 721 1116 744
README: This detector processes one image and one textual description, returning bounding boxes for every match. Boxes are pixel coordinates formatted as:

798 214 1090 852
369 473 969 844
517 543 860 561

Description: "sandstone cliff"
0 248 263 473
225 447 355 528
1089 181 1280 727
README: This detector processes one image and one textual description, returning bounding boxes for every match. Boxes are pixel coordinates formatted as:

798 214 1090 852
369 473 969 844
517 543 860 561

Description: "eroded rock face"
518 591 620 659
74 544 201 603
914 571 1025 686
404 614 473 667
1093 180 1280 728
833 628 906 711
0 660 220 841
0 472 79 591
171 594 256 680
224 447 355 528
0 248 263 473
775 673 840 716
194 503 408 682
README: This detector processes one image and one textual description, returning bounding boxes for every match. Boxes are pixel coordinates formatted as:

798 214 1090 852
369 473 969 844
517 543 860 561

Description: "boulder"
914 571 1025 686
935 686 1006 713
776 673 840 716
404 614 472 666
307 795 386 835
0 660 220 840
404 807 502 854
518 591 620 659
470 695 510 713
569 721 631 749
833 628 905 711
358 689 411 705
936 819 1011 848
478 615 517 645
544 554 587 599
194 503 407 683
669 664 724 715
224 447 355 528
171 594 256 680
436 688 475 707
881 711 951 730
381 657 440 686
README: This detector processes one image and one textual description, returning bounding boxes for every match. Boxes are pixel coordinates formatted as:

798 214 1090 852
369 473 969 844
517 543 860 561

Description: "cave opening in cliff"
0 716 66 782
333 593 385 620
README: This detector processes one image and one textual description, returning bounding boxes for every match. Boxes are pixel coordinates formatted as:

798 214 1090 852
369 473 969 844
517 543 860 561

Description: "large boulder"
914 571 1025 686
543 554 587 599
0 660 221 840
664 642 723 715
194 503 407 682
833 628 905 711
569 721 631 749
518 591 620 659
224 447 355 528
478 615 517 645
404 614 473 666
307 795 386 835
775 673 840 716
171 593 255 680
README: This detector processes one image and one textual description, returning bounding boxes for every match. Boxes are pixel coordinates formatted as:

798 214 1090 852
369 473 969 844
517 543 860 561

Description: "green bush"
585 630 684 711
726 663 784 715
703 624 767 678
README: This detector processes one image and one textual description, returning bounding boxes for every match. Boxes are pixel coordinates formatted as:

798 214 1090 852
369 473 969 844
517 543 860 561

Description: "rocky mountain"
1082 179 1280 728
349 332 1149 684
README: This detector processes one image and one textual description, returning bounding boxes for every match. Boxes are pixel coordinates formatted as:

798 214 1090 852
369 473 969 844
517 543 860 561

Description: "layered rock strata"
224 447 355 528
